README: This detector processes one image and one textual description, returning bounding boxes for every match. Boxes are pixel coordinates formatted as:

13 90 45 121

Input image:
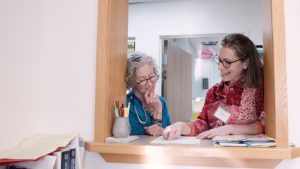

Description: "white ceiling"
128 0 180 4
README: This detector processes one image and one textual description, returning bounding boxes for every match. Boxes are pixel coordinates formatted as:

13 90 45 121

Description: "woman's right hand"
162 122 191 140
143 90 162 117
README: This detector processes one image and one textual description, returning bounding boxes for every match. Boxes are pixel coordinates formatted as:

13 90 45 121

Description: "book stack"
54 148 76 169
0 134 84 169
212 134 276 147
53 137 84 169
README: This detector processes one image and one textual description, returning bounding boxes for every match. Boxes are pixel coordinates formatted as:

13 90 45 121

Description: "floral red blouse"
187 80 264 136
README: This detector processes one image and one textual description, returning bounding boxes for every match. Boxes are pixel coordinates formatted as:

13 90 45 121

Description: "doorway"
161 34 226 122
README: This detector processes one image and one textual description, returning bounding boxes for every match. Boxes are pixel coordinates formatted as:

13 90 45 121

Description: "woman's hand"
143 90 162 118
162 122 191 140
145 124 163 136
196 125 232 139
197 122 263 139
162 125 181 140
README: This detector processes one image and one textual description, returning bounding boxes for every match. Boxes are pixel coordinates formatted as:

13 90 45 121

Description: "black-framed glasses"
136 75 159 85
213 56 241 68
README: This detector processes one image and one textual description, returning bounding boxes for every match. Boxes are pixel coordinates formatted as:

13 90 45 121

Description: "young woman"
163 33 264 140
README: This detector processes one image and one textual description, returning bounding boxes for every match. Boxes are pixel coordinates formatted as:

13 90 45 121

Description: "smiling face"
134 64 157 95
217 46 248 85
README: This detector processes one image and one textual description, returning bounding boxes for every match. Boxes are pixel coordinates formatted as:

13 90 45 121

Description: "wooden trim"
94 0 289 145
94 0 128 141
272 0 288 147
92 0 291 167
263 0 288 146
101 154 282 168
86 141 296 160
86 140 300 168
292 147 300 158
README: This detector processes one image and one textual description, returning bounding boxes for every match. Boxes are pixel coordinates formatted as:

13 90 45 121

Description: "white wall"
0 0 97 151
285 0 300 147
0 0 44 150
1 0 300 169
128 0 263 93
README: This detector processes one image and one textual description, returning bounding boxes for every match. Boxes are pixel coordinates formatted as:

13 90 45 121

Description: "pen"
113 102 119 117
120 103 124 117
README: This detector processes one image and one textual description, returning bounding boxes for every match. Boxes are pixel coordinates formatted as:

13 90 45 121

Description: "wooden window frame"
86 0 300 168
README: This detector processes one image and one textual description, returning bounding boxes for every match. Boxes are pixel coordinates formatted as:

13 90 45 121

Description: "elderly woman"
126 52 171 136
163 33 264 140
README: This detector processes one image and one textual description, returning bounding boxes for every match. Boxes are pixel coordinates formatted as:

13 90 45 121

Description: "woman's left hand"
145 124 163 136
196 125 232 139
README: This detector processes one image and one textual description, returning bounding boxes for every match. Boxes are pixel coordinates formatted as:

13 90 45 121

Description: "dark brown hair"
220 33 263 87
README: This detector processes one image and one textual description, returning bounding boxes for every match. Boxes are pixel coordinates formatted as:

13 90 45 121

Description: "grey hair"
125 52 158 90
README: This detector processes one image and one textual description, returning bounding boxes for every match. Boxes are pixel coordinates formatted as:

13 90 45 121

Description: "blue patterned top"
126 91 172 135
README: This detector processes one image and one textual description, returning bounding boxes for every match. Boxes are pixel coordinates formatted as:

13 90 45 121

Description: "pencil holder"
113 117 131 138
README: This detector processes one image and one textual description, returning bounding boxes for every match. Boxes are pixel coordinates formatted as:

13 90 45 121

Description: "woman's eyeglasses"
213 56 241 68
136 75 159 85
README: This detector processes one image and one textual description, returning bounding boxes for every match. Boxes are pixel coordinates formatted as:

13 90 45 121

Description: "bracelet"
153 118 162 123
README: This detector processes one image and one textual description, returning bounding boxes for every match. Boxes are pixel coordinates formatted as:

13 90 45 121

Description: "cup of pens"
113 101 131 138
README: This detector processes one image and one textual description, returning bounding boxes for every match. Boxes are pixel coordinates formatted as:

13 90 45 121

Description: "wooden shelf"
86 136 300 168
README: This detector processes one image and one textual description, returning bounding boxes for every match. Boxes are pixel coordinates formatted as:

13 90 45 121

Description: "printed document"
151 136 200 145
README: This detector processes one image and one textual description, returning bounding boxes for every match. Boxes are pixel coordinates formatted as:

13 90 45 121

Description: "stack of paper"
212 134 276 147
52 136 85 169
0 133 85 169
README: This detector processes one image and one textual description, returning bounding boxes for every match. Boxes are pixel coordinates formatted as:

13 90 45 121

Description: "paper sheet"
0 133 78 160
105 136 139 143
151 136 200 145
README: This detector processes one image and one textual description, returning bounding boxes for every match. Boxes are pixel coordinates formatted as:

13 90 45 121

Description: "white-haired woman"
126 52 171 136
